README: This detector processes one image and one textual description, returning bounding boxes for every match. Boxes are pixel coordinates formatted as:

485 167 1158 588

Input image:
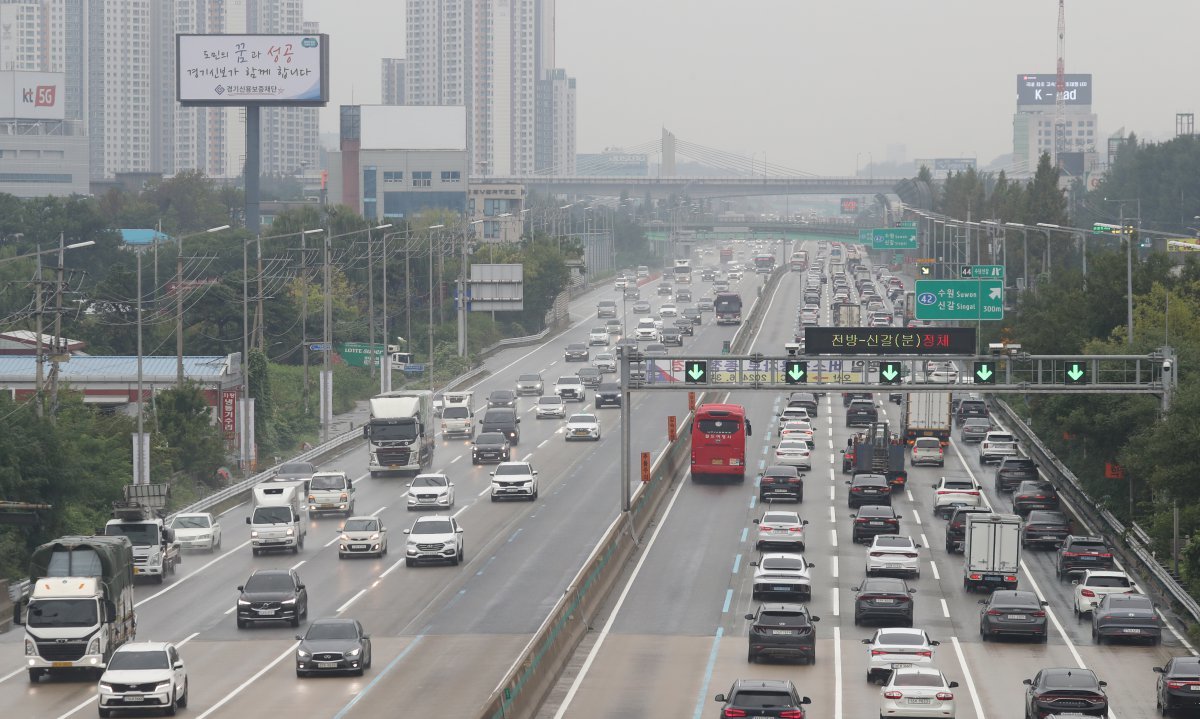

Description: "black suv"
236 569 308 628
1012 480 1060 515
1021 510 1072 549
594 383 621 409
996 457 1039 492
471 432 512 464
758 465 804 503
1056 535 1116 578
842 391 873 408
851 504 901 543
672 317 694 336
487 389 517 408
845 399 878 427
714 679 812 718
955 398 989 426
847 473 891 508
745 604 820 665
659 326 684 346
945 507 992 553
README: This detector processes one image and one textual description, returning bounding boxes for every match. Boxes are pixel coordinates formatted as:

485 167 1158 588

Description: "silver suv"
403 515 464 566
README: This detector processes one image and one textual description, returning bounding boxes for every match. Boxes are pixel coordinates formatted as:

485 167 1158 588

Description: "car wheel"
28 669 42 683
980 624 988 641
164 688 177 716
1092 627 1103 644
177 681 188 708
406 558 415 567
1039 632 1048 643
236 618 247 629
747 648 756 663
292 544 299 555
291 614 300 628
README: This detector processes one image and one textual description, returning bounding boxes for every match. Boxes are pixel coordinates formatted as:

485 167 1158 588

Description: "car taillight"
779 712 804 719
1099 553 1112 558
883 691 903 700
1080 588 1095 597
1168 681 1197 689
1062 551 1079 557
870 649 888 656
916 650 932 657
851 487 863 493
870 552 885 557
789 527 804 533
901 552 918 558
987 609 1003 615
1005 575 1017 582
723 710 747 718
1031 610 1046 617
855 518 870 523
968 573 981 580
936 692 954 701
886 519 898 524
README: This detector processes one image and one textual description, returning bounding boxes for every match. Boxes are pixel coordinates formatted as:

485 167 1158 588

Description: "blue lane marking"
721 588 734 613
748 495 757 509
739 527 748 543
732 553 742 574
692 628 725 719
757 458 766 470
507 528 522 543
475 554 496 576
332 634 425 719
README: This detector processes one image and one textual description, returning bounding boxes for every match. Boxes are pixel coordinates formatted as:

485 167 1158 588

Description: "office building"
1012 73 1098 177
0 69 88 197
467 183 524 241
381 57 406 105
329 104 468 220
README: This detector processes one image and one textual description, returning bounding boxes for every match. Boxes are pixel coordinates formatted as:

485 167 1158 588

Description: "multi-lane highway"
0 254 765 717
539 249 1193 719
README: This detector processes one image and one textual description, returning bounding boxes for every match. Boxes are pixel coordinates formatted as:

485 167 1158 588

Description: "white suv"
910 437 945 467
931 476 983 518
635 318 658 341
98 642 188 717
490 461 539 501
1072 569 1139 616
403 515 464 566
979 431 1019 464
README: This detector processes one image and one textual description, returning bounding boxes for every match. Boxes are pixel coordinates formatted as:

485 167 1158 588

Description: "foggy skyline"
305 0 1200 175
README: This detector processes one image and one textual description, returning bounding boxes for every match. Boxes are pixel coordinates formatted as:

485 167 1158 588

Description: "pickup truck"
978 431 1019 465
555 375 585 402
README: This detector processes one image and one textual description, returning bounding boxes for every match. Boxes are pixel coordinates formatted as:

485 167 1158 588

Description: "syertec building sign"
1017 74 1092 106
0 71 65 120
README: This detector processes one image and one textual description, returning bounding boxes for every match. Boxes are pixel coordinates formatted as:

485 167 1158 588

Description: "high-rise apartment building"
534 67 574 174
381 58 406 105
405 0 467 107
248 0 319 177
0 0 43 71
174 0 247 179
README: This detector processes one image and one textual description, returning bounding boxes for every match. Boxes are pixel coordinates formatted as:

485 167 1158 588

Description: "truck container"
15 536 136 682
790 250 808 272
364 390 435 475
902 391 953 443
833 302 860 327
103 501 180 584
248 481 307 554
963 513 1021 592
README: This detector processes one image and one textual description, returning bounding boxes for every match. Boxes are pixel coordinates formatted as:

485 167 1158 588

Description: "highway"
539 249 1192 719
0 251 770 717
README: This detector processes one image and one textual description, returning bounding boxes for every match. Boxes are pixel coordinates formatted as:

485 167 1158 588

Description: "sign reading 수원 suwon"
176 34 330 106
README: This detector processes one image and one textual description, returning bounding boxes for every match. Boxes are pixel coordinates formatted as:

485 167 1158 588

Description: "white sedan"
593 352 617 373
754 511 809 551
536 395 567 418
773 439 812 470
588 327 609 345
863 627 941 684
750 552 814 601
1072 569 1139 616
865 535 921 578
565 413 601 441
406 473 455 510
169 512 222 552
778 420 814 447
880 667 958 718
658 303 679 318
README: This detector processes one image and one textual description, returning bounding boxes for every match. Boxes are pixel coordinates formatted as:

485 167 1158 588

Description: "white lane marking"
833 626 843 719
521 452 534 461
478 486 491 497
950 637 987 719
920 533 929 548
940 598 950 618
223 604 236 615
381 558 405 578
0 666 25 684
337 589 368 614
451 503 469 519
828 505 835 522
553 449 692 718
912 509 922 526
830 529 838 547
324 533 341 548
371 506 387 516
289 559 306 571
930 561 940 580
194 642 302 719
905 489 914 502
538 439 549 448
53 692 97 719
133 540 251 609
449 455 461 463
831 555 839 578
831 587 840 616
218 501 247 517
827 439 833 450
178 632 199 647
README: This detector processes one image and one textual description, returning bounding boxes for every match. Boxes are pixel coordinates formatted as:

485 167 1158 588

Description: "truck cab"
103 502 180 584
247 482 307 555
365 390 436 476
439 390 475 439
307 471 355 517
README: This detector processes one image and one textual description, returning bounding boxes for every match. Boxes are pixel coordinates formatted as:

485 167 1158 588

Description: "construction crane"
1054 0 1067 167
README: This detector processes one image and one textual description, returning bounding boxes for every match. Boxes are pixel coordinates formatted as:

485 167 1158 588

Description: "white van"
247 481 307 555
440 390 475 438
307 471 356 517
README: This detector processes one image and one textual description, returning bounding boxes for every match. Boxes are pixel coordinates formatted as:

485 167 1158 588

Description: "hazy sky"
305 0 1200 175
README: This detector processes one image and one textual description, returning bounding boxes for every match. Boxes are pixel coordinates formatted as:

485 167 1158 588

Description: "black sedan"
979 590 1048 642
851 504 901 544
1023 667 1108 719
852 577 915 627
1154 656 1200 715
745 603 819 665
1022 510 1072 549
1013 480 1060 515
563 343 590 362
487 389 517 408
296 618 372 677
847 473 892 508
1092 593 1162 645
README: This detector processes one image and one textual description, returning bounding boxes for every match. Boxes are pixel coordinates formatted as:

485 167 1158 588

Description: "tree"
152 384 226 485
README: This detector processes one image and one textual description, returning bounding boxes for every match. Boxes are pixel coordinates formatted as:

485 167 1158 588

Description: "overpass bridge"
470 175 904 199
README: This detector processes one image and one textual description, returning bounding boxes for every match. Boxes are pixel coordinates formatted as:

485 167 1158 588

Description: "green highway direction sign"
858 229 872 243
685 360 708 383
872 227 918 250
973 360 996 384
959 265 1005 279
336 342 386 368
898 220 918 228
914 279 1005 321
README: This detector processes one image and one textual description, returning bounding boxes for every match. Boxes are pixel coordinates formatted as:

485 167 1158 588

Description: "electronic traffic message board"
803 327 976 356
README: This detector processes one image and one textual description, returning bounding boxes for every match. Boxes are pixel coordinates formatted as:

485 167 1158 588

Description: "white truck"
306 470 356 517
103 502 180 584
14 536 137 682
247 481 307 555
833 302 860 327
439 390 475 439
963 513 1021 592
364 390 436 476
903 391 953 444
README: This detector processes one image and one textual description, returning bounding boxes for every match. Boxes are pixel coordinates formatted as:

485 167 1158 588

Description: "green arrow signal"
1066 363 1084 382
880 364 899 382
788 364 805 381
976 364 993 381
688 363 705 380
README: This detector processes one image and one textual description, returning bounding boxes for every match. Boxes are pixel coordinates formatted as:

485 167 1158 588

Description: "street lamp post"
428 224 445 391
1005 222 1029 290
366 223 392 381
1105 198 1141 346
175 224 230 384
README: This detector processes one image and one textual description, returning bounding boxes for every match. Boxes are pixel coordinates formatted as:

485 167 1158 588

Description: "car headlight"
250 530 259 538
346 648 361 658
155 681 172 692
369 533 380 540
296 649 310 658
238 599 251 606
286 527 295 536
98 682 113 692
281 598 296 605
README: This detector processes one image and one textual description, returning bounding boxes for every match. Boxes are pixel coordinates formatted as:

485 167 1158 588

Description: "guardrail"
991 400 1200 626
476 262 784 719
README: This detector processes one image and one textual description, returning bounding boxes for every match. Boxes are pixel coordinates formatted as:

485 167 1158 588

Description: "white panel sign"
176 34 329 106
0 71 65 120
360 106 467 150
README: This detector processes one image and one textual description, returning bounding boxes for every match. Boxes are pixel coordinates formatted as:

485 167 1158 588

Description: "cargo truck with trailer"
364 390 436 476
902 391 953 444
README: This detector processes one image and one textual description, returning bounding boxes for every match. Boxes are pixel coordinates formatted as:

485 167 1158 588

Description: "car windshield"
862 579 906 593
343 519 378 532
597 354 614 361
914 439 940 448
27 598 98 628
278 463 315 476
763 556 806 571
731 691 796 709
251 506 293 524
591 327 606 333
412 475 447 488
557 377 580 384
877 631 926 646
244 574 294 592
570 415 598 423
697 418 740 434
988 434 1015 442
762 512 797 524
991 592 1038 608
894 672 943 687
310 475 346 490
1105 595 1152 609
538 397 562 405
304 622 359 640
104 523 159 546
107 650 170 671
494 464 531 476
778 440 807 450
758 610 809 625
1072 541 1108 551
412 520 453 534
1087 575 1131 587
942 481 973 489
874 536 913 547
476 433 506 444
171 515 211 529
963 421 990 430
518 374 541 382
443 407 469 419
491 391 514 399
1043 671 1098 689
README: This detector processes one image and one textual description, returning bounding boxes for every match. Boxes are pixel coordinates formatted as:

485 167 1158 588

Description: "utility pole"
175 232 184 384
136 246 146 484
255 233 265 351
33 248 44 418
49 233 65 417
381 233 391 394
427 225 445 392
301 231 310 412
322 227 333 443
367 226 376 380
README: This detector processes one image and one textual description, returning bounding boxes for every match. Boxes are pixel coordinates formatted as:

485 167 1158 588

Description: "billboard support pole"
245 105 261 233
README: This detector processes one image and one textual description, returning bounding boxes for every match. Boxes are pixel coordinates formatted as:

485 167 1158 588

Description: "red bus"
719 247 733 264
691 403 753 481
